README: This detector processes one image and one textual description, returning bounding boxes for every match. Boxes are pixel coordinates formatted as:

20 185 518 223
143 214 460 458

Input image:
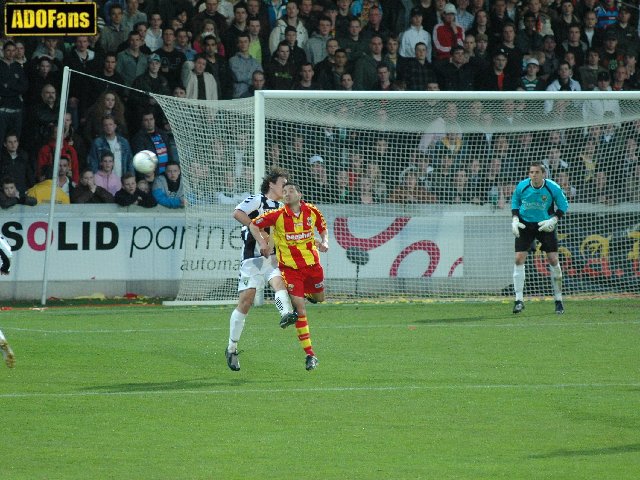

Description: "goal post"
151 90 640 305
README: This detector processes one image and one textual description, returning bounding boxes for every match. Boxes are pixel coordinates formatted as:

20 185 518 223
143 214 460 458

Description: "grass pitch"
0 299 638 479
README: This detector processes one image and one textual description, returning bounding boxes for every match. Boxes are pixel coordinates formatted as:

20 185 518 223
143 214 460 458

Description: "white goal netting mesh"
150 91 640 303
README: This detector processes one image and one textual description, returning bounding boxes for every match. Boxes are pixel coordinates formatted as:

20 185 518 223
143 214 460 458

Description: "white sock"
274 290 293 317
0 329 5 342
513 264 525 301
549 264 563 301
228 309 246 352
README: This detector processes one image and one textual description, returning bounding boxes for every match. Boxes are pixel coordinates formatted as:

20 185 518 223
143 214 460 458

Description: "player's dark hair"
531 160 546 173
100 150 115 161
284 182 301 193
1 175 16 186
261 167 289 194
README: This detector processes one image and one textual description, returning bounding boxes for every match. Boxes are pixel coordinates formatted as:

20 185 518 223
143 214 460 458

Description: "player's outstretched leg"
225 348 240 371
0 334 15 368
513 263 525 314
549 263 564 314
513 300 525 314
305 354 318 371
226 308 246 371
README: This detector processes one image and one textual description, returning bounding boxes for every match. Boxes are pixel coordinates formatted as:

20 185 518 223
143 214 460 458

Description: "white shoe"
0 339 15 368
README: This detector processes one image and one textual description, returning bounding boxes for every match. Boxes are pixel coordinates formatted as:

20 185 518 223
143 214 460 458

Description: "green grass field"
1 299 639 479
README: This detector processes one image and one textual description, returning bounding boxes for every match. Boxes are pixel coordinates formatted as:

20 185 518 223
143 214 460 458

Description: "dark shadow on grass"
83 377 269 393
413 316 488 324
529 443 640 459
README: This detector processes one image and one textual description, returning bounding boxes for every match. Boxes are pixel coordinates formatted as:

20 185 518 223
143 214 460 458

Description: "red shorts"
281 264 325 298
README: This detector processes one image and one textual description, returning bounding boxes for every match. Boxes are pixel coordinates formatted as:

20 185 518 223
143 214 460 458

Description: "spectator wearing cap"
303 154 331 204
116 30 150 86
131 54 171 120
269 1 309 54
594 0 618 32
515 12 544 54
582 70 621 122
476 48 518 90
399 7 432 61
519 57 542 90
599 30 625 75
432 3 465 63
0 41 28 146
436 45 476 90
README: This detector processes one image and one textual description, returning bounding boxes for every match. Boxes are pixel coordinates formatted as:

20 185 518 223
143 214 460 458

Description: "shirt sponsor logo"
285 231 312 241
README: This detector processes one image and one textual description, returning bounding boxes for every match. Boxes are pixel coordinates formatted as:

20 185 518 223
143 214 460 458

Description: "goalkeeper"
0 234 15 368
510 161 569 315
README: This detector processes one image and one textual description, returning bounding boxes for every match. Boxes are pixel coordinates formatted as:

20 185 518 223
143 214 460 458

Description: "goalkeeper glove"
537 216 558 232
512 216 525 238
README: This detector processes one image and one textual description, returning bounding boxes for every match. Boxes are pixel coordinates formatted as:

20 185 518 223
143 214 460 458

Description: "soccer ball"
132 150 158 174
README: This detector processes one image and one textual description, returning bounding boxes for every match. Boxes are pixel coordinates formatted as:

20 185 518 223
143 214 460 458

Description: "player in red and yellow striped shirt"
250 183 329 371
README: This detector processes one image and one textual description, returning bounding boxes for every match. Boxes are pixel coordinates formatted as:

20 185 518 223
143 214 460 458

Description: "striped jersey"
252 201 327 270
511 178 569 223
235 193 281 260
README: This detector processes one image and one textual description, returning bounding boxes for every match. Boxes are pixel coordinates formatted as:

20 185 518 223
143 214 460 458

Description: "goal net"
150 90 640 304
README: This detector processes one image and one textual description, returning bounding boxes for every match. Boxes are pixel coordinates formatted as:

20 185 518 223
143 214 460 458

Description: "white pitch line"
5 319 640 334
1 382 638 399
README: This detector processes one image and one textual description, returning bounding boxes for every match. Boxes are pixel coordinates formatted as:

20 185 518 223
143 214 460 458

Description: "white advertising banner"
0 208 465 282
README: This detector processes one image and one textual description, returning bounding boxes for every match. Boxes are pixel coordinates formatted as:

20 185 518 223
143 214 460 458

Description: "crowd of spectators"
1 0 639 209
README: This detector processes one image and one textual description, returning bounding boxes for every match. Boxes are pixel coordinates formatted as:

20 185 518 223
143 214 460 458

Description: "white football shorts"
237 255 282 292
